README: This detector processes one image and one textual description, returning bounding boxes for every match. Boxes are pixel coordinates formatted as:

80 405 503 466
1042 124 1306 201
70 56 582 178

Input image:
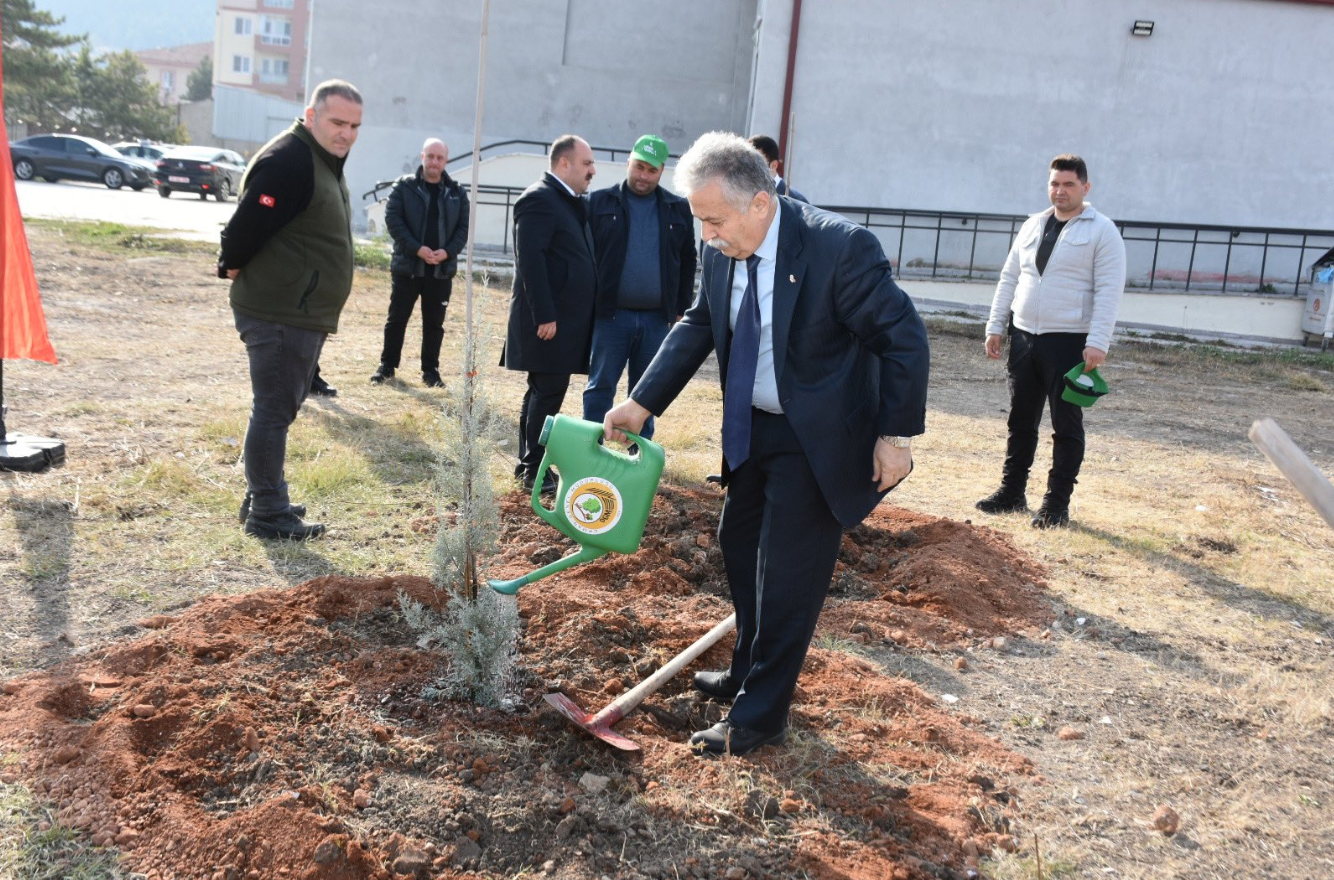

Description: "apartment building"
136 42 213 105
214 0 310 102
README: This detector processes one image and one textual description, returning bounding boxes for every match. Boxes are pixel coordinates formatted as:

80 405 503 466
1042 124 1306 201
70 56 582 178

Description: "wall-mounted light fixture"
1131 20 1154 36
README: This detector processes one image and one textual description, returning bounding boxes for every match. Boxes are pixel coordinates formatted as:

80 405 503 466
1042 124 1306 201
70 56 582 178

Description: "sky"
39 0 216 53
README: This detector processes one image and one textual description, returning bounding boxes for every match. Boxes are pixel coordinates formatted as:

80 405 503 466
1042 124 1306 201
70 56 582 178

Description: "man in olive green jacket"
218 79 363 540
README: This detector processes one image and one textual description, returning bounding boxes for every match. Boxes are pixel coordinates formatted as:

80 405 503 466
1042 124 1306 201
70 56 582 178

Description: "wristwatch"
880 435 912 448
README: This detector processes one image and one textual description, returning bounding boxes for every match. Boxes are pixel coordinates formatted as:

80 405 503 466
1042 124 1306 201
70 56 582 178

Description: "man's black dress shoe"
689 720 786 757
310 375 338 397
422 370 445 388
238 493 306 523
693 670 741 701
370 365 394 384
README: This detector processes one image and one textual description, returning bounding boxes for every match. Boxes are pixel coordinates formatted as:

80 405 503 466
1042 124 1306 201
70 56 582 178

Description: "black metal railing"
361 162 1334 292
826 206 1334 296
360 139 681 204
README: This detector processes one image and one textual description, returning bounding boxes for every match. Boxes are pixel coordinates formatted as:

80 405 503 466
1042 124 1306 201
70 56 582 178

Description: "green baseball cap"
630 134 668 169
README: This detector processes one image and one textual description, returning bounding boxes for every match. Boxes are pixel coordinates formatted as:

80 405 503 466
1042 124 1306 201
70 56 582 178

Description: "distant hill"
40 0 216 53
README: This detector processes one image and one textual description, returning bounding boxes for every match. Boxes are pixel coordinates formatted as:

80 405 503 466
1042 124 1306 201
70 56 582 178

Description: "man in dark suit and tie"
748 134 809 203
502 134 599 493
604 132 929 757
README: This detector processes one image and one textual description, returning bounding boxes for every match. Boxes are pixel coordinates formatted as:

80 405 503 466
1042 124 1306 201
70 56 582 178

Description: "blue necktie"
722 255 762 470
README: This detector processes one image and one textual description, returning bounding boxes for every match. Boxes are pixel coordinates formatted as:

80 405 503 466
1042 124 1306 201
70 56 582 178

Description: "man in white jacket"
977 154 1126 528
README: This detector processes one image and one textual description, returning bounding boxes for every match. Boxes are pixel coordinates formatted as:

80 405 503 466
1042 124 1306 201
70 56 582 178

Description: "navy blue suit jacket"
632 197 929 527
500 173 597 375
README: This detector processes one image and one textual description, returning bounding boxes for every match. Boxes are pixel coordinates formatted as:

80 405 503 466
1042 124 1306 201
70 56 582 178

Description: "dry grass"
3 222 1334 878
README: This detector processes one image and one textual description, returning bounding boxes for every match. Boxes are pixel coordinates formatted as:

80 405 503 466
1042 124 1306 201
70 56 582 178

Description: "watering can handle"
531 427 651 524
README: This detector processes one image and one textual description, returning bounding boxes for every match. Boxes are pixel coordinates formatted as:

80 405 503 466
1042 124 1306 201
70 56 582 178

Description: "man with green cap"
583 134 697 440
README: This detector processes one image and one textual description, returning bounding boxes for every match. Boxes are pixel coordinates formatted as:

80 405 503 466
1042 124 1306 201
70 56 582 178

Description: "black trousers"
1003 328 1087 504
516 371 571 479
718 410 845 734
378 273 453 373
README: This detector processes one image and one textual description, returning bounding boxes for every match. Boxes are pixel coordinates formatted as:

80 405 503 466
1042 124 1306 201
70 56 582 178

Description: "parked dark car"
153 146 246 201
114 141 177 163
9 134 153 190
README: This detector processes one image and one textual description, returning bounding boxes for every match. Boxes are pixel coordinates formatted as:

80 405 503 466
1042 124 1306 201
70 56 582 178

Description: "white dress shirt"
728 206 783 413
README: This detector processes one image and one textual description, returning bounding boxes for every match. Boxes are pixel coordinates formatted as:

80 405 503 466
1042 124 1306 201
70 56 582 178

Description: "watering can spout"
488 544 608 595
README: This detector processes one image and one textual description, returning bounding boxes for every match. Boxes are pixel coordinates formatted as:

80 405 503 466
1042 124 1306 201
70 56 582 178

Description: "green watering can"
489 415 665 595
1060 362 1110 407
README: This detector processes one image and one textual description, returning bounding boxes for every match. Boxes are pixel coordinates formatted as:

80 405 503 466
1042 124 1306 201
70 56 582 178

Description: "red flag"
0 31 57 364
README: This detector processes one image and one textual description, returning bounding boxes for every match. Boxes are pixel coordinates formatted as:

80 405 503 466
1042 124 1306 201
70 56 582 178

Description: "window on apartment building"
264 0 295 7
232 55 251 74
259 16 292 46
259 57 290 83
161 71 174 89
234 17 252 35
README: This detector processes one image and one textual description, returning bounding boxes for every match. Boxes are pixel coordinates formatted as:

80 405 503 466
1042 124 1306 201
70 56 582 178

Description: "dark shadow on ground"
6 495 75 666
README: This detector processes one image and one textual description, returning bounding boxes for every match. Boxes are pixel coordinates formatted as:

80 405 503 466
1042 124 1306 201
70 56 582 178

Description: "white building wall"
306 0 758 229
751 0 1334 228
212 84 303 146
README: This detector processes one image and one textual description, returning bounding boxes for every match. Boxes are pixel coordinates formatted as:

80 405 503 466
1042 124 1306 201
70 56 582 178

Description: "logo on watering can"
565 477 623 535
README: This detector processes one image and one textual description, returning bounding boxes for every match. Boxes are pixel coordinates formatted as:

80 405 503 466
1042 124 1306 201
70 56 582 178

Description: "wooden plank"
1249 419 1334 532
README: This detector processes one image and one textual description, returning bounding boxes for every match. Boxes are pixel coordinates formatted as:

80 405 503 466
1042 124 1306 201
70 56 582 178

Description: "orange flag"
0 31 57 364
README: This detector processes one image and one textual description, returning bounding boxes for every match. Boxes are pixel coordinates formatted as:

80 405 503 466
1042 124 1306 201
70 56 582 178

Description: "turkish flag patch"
259 194 276 208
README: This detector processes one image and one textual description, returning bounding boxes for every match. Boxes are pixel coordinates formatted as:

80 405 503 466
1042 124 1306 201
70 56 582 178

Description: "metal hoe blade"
544 613 737 750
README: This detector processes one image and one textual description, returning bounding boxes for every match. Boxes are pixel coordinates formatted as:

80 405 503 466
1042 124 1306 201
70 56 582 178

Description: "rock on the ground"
312 834 345 865
391 842 432 877
1151 805 1180 835
579 772 610 795
446 836 482 866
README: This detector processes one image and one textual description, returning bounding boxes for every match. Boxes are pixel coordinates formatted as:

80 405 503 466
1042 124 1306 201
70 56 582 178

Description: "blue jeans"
234 310 326 517
582 309 669 440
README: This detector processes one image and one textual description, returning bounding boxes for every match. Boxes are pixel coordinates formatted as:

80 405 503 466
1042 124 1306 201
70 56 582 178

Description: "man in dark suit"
501 134 598 493
748 134 809 204
604 132 929 757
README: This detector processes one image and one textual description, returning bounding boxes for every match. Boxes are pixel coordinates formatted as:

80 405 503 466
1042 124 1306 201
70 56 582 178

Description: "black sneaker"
975 488 1028 514
422 370 445 388
310 375 338 397
238 493 306 523
1031 504 1070 529
370 365 395 384
244 510 326 540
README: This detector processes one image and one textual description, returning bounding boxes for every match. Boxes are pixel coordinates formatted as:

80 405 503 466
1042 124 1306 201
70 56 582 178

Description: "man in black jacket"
219 79 362 540
370 138 470 388
500 134 598 493
582 135 696 440
748 135 809 204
